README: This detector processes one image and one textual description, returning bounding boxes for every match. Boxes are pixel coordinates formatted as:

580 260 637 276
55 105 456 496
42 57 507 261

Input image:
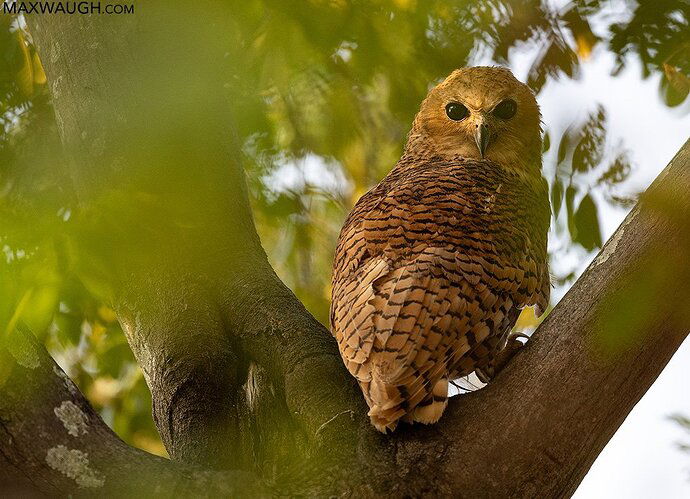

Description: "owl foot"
475 333 530 383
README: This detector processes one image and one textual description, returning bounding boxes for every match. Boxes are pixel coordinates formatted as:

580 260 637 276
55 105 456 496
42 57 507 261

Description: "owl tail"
361 376 404 432
362 376 449 433
408 377 449 426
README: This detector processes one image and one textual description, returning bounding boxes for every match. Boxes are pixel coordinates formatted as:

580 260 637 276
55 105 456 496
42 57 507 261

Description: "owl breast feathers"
329 67 550 432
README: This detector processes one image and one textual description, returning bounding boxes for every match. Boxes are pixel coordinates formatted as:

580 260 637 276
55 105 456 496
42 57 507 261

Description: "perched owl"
330 67 550 433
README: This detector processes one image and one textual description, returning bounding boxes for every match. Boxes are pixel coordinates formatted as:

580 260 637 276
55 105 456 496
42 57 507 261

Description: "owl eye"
492 99 517 119
445 102 469 121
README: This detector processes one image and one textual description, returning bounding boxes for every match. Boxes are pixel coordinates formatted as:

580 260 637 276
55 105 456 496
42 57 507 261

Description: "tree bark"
0 325 266 497
10 5 690 496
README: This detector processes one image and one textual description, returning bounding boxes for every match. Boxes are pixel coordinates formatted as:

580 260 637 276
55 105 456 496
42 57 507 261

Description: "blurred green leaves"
670 414 690 465
551 106 625 259
608 0 690 104
592 173 690 356
573 193 602 251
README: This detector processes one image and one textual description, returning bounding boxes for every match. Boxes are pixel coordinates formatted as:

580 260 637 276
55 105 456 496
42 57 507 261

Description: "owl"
330 67 550 433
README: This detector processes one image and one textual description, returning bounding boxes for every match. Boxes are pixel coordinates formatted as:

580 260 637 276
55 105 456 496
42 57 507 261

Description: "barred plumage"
330 67 550 432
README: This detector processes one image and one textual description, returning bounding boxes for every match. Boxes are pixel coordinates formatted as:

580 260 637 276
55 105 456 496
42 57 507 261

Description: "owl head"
406 66 543 172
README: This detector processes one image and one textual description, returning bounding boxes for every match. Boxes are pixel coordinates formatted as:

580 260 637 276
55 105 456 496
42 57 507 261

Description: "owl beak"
474 119 490 158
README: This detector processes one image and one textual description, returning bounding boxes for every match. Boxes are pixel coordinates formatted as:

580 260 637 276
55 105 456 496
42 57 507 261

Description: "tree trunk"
6 5 689 496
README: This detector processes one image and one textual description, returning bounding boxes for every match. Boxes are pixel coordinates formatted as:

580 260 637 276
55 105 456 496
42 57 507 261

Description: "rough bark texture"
3 5 688 497
0 325 266 497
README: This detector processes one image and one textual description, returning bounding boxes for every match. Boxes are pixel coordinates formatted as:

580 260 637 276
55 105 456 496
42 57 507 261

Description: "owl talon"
493 332 529 375
477 333 530 382
475 368 492 384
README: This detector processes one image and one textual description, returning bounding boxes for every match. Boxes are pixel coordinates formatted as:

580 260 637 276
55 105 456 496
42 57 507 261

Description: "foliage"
0 1 688 456
672 414 690 451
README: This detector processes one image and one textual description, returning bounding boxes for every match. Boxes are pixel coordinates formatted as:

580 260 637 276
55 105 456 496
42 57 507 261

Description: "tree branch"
395 139 690 497
0 324 266 496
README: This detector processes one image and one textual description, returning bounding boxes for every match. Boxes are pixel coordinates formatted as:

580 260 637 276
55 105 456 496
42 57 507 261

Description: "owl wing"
332 245 538 383
330 163 550 430
333 246 467 383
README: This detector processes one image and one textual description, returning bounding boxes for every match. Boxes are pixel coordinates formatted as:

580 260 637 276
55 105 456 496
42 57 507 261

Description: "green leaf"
551 179 563 218
557 128 572 165
572 106 606 173
573 193 602 251
542 131 550 153
565 185 577 236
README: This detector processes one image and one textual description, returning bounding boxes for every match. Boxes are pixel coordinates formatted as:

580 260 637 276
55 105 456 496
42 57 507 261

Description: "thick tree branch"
22 5 690 496
0 325 266 496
